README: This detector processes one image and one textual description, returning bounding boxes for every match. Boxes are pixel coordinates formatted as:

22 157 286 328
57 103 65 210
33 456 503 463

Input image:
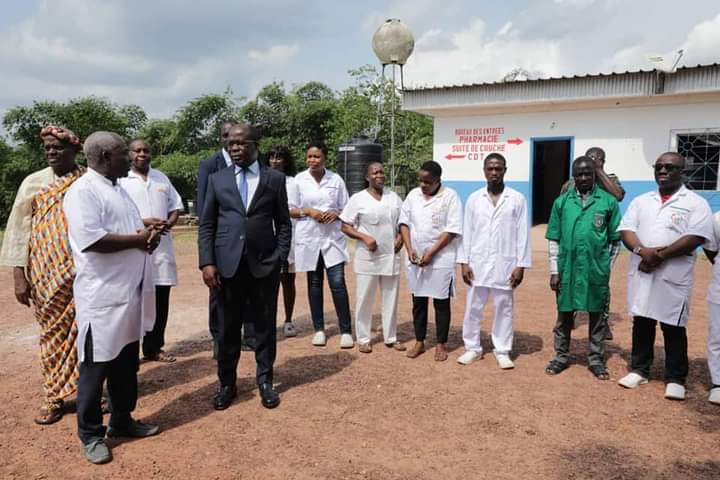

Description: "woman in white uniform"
399 160 463 361
289 143 353 349
340 162 405 353
267 146 298 338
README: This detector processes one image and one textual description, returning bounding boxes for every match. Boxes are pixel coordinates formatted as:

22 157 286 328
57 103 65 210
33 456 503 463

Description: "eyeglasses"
653 163 683 172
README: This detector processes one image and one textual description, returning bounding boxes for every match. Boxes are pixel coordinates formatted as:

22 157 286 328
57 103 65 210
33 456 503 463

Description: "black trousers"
142 285 171 357
216 261 279 387
553 311 606 366
631 316 688 384
209 288 255 344
412 295 451 343
77 328 139 444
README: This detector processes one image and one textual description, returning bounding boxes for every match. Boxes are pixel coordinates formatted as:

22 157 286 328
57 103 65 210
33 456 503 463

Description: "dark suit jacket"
198 164 291 279
196 150 229 221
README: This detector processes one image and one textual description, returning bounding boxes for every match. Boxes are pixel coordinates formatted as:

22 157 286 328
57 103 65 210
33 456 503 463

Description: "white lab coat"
119 168 184 286
457 187 531 289
339 188 402 276
399 186 462 298
286 176 298 266
704 213 720 385
64 168 155 362
290 169 349 272
618 186 713 327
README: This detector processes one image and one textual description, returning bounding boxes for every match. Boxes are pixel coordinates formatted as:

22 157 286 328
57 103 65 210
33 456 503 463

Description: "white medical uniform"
290 169 349 272
399 186 463 299
618 186 713 327
285 176 298 269
340 188 402 344
119 168 184 286
64 168 155 362
705 212 720 385
457 187 531 355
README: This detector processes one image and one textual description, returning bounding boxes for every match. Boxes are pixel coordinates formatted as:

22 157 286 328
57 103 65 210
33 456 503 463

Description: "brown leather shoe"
34 401 63 425
385 341 407 351
406 341 425 358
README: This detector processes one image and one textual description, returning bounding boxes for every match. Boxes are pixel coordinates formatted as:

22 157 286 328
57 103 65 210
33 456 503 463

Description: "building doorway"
531 137 573 224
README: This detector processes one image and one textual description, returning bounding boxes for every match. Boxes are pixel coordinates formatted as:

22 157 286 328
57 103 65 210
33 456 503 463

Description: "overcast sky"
1 0 719 125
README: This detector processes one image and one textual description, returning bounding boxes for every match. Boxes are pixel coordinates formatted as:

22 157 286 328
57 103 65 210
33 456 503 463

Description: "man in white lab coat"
702 212 720 405
457 153 531 369
617 152 713 401
64 132 161 464
120 139 184 363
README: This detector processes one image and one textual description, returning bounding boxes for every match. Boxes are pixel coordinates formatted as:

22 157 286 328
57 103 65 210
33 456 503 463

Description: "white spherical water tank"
372 19 415 65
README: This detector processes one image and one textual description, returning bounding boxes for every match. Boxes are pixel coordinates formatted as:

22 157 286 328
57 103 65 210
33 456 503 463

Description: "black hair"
585 147 605 161
267 145 297 177
484 153 506 166
305 141 328 157
658 151 686 168
572 155 594 175
420 160 442 179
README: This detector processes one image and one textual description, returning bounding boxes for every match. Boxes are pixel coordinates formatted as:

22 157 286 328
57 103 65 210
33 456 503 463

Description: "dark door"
532 139 572 224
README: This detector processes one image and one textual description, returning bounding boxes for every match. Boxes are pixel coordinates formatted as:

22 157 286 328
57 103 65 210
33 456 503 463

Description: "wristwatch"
632 246 642 255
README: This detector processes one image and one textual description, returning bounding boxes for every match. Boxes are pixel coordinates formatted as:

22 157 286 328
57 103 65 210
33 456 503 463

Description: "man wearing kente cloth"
0 125 84 424
544 156 621 380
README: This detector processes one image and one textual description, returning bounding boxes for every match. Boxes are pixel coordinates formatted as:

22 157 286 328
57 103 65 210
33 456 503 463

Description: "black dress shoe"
213 385 237 410
258 383 280 409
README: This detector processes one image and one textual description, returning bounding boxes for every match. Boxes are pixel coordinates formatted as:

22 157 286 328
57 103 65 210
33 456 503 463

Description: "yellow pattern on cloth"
28 167 85 403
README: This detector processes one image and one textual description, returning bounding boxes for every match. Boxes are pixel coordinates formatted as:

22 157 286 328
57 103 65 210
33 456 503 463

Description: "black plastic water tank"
336 137 384 196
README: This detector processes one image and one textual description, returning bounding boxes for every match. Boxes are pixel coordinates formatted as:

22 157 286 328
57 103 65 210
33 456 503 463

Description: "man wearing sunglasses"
617 152 713 401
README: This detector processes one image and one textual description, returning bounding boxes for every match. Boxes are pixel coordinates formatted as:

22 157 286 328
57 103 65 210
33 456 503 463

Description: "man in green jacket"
545 156 621 380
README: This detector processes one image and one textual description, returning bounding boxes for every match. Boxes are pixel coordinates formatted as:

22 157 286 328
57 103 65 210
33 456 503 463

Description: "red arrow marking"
445 154 466 160
507 138 523 145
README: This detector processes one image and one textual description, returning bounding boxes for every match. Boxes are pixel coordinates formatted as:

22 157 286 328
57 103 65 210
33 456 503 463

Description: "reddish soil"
1 226 718 479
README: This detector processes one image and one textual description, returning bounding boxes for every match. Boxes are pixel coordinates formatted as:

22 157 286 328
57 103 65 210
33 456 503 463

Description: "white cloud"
248 43 300 63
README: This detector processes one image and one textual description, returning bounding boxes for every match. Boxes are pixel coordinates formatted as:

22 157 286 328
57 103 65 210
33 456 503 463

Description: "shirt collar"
234 160 259 174
650 185 687 200
127 167 152 180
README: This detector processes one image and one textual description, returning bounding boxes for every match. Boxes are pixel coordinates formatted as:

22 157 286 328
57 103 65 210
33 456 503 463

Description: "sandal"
588 364 610 380
34 401 64 425
358 343 372 354
144 351 176 363
385 341 407 352
545 359 569 375
434 344 448 362
406 341 425 359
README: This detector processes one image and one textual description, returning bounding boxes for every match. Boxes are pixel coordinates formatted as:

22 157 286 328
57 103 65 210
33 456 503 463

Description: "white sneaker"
311 331 326 346
339 333 354 349
494 352 515 370
664 383 686 401
709 387 720 405
457 351 481 365
618 372 648 389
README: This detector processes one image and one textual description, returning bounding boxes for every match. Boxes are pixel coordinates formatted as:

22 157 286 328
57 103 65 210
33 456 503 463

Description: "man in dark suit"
198 123 291 410
197 121 256 355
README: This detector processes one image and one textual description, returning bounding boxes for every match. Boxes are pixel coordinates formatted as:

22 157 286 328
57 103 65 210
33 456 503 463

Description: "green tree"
174 89 243 154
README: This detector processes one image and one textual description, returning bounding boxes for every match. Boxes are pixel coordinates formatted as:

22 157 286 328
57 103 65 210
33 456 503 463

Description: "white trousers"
462 286 513 355
709 302 720 385
355 273 400 344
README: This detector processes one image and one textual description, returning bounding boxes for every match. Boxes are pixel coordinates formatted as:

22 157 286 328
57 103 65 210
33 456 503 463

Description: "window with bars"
672 129 720 191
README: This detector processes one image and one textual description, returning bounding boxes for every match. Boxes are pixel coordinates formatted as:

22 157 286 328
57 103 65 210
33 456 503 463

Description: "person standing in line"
617 152 713 401
456 153 530 369
0 125 84 424
702 212 720 405
198 123 291 411
120 139 184 363
64 131 161 464
290 142 354 349
267 146 298 338
544 156 621 380
399 160 463 362
340 162 406 353
561 146 624 340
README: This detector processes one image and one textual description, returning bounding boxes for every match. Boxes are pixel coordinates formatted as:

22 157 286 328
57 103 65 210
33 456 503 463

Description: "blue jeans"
307 255 352 334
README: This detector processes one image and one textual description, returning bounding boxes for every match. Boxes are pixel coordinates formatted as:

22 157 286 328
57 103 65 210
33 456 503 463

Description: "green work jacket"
546 185 621 312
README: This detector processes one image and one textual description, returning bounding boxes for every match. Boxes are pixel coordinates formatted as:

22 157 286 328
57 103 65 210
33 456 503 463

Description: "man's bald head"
657 151 685 168
84 131 129 181
84 132 125 166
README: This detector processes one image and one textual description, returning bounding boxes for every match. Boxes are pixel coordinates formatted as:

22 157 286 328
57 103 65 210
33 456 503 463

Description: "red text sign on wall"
445 127 523 161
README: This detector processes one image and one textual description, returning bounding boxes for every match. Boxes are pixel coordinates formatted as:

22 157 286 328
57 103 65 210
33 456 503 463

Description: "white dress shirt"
618 186 713 326
340 188 402 276
222 148 232 167
234 160 260 210
119 167 184 286
457 187 531 290
290 169 349 272
64 168 155 362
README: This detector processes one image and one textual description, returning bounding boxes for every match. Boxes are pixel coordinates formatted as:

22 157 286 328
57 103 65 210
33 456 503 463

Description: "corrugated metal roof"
403 64 720 112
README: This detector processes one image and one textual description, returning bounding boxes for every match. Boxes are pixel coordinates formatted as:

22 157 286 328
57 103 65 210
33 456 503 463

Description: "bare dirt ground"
1 226 719 479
